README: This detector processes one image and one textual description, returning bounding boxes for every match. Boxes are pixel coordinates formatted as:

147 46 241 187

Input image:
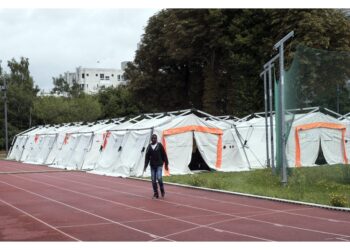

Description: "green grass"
163 165 350 208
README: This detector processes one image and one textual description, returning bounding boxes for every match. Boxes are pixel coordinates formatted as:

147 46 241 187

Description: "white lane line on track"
150 206 323 241
59 213 231 229
56 222 114 229
80 172 350 224
335 237 349 241
9 174 272 241
0 198 80 241
38 172 350 240
2 166 349 240
0 180 172 242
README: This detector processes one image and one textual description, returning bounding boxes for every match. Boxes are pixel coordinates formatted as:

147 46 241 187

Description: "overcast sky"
1 2 348 93
0 9 159 91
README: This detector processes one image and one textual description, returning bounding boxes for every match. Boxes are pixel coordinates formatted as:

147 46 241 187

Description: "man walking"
144 134 169 199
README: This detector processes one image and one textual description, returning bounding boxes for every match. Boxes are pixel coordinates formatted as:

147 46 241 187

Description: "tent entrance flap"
188 136 210 171
295 122 348 167
162 125 223 170
315 141 327 165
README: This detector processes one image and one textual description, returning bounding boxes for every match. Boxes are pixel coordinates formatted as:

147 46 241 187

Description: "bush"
329 193 348 207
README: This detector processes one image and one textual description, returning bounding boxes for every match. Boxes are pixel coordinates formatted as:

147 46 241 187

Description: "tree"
0 57 39 149
97 85 140 119
51 76 84 98
33 95 102 124
125 9 350 116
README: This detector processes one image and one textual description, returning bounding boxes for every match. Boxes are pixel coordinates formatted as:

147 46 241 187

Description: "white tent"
205 118 249 172
152 113 241 176
10 107 348 176
92 115 173 177
24 127 58 164
286 111 347 167
43 124 83 166
19 126 57 163
5 110 255 177
340 116 350 162
49 123 99 169
229 108 348 169
80 119 128 170
7 126 42 161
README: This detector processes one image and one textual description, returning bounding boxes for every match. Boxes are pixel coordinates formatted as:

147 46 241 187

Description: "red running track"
0 160 350 241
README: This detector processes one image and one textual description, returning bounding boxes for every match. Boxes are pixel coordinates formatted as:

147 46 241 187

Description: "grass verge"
163 165 350 208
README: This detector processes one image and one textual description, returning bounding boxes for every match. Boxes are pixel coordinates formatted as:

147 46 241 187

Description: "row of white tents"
7 107 350 177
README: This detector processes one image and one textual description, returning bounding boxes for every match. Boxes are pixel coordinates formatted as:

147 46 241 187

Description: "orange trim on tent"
216 134 223 168
162 136 170 176
161 125 223 174
34 134 40 144
63 133 70 145
102 131 111 150
295 122 348 167
163 126 223 136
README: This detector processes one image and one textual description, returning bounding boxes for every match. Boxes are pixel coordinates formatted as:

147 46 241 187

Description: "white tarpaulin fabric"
162 131 193 176
234 118 275 169
20 126 52 162
320 128 345 165
153 114 225 176
44 125 79 165
220 130 247 171
7 135 29 161
93 131 127 175
25 134 57 164
9 109 349 177
286 112 347 167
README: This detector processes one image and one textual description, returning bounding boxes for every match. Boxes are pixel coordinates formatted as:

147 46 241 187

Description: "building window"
111 74 114 77
105 76 110 80
86 73 89 77
82 73 85 79
95 74 98 77
117 75 121 80
100 73 104 79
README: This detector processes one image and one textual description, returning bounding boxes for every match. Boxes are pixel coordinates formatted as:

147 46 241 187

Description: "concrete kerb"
128 176 350 213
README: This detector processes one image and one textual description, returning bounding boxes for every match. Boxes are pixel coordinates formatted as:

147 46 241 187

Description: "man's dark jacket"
144 142 169 168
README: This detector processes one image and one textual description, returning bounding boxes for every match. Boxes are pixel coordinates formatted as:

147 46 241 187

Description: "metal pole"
336 84 340 113
268 63 276 174
279 43 287 185
274 31 294 185
4 76 8 153
263 54 279 175
260 70 270 167
0 60 9 153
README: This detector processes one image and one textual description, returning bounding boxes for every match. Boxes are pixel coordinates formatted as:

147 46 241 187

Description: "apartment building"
61 62 129 94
